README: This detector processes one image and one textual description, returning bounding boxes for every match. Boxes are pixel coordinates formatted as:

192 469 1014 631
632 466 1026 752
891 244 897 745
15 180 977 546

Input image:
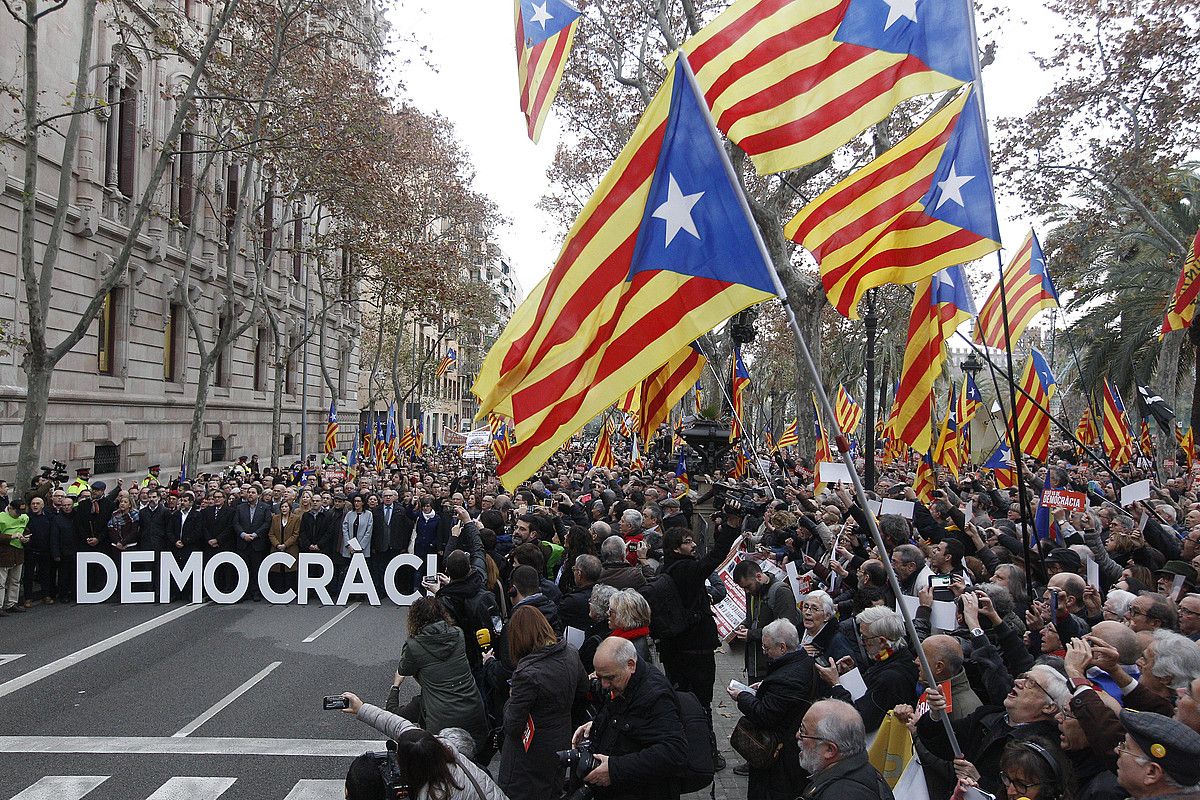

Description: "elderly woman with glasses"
798 590 854 663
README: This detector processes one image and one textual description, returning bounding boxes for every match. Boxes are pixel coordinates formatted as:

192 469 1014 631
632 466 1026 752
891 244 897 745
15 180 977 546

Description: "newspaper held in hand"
729 679 756 697
346 536 363 553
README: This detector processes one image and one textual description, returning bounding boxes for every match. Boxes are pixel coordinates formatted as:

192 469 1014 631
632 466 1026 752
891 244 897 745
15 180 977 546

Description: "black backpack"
674 689 716 793
638 575 696 641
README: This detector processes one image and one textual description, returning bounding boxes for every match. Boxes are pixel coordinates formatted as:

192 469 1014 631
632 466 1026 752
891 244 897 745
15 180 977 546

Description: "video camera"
715 483 762 515
38 460 68 485
556 740 598 800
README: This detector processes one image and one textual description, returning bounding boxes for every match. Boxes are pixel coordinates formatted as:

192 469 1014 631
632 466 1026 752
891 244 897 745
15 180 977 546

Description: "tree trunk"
186 358 215 477
16 357 53 494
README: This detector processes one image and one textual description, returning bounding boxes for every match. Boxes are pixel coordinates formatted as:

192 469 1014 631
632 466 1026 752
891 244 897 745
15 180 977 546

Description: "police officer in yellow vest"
140 465 162 488
66 467 91 499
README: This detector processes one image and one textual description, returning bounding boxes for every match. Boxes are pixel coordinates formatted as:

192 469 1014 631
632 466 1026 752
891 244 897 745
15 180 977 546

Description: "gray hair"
857 607 905 647
575 554 603 582
604 636 638 664
590 520 611 537
803 590 835 617
438 727 476 760
601 535 627 563
763 618 800 649
642 503 662 523
1104 588 1136 619
977 583 1015 619
608 589 651 630
893 544 926 570
993 564 1029 607
621 509 644 528
589 583 617 618
1029 664 1071 709
810 699 866 758
1151 630 1200 690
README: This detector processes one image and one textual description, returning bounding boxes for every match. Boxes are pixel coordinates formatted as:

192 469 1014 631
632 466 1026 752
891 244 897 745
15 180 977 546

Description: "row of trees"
541 0 1200 463
4 0 501 490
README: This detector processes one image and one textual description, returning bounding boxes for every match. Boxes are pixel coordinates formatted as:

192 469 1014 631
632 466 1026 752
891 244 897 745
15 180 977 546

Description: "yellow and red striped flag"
954 374 982 464
983 440 1016 489
776 418 800 451
932 388 961 478
785 87 1000 319
489 413 511 462
1161 230 1200 337
474 57 777 491
635 344 706 443
591 420 615 469
682 0 974 175
630 434 644 472
1139 418 1155 457
835 385 863 436
1176 425 1195 469
399 424 416 454
890 264 976 454
324 401 339 455
1101 380 1133 468
914 451 936 504
974 230 1059 349
1075 407 1098 448
732 442 750 479
812 393 832 491
514 0 580 143
1009 348 1057 463
730 346 751 442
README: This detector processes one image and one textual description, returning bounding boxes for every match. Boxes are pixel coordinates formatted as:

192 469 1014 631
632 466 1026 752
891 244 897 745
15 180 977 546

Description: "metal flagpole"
678 51 962 755
695 340 777 499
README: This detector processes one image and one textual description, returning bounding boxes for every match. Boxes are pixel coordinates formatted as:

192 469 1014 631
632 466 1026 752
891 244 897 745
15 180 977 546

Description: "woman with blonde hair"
607 588 653 661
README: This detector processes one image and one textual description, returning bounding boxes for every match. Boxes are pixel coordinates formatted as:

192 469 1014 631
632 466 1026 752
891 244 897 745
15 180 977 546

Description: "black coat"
437 571 499 669
831 647 919 734
371 503 405 553
164 509 205 553
299 509 336 555
234 502 272 553
589 659 687 800
806 620 856 664
138 504 170 551
559 584 593 632
801 753 893 800
201 505 236 551
51 509 78 558
659 522 739 655
735 649 817 800
513 593 562 634
499 640 588 800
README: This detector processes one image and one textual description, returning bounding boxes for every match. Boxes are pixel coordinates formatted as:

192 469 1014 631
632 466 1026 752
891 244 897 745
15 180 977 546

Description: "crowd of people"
5 436 1200 800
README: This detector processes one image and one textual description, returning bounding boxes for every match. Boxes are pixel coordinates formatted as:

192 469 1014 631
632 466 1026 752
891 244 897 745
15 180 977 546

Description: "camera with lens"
721 489 760 515
557 740 597 800
38 460 68 484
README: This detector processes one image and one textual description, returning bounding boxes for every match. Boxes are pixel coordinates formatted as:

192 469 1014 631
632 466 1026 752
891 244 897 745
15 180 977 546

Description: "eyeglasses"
1000 773 1043 794
1115 744 1150 764
1180 607 1200 618
1127 607 1150 619
1014 674 1058 707
796 726 833 745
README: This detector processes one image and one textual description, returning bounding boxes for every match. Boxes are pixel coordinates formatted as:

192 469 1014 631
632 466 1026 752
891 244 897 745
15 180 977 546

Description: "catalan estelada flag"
591 421 615 469
386 403 399 465
1010 347 1057 463
682 0 974 175
436 347 457 379
776 418 800 451
932 394 961 477
914 451 936 504
1101 380 1132 468
786 86 1000 319
399 424 416 455
812 393 832 491
374 416 387 471
983 439 1016 489
347 433 359 482
974 229 1059 349
475 56 777 491
1075 407 1098 447
1176 425 1194 469
515 0 580 142
489 413 510 462
835 385 863 436
630 434 644 472
890 264 976 454
635 343 706 443
675 450 690 494
325 401 339 455
693 381 704 413
1161 230 1200 337
730 346 751 441
732 441 751 479
414 414 425 457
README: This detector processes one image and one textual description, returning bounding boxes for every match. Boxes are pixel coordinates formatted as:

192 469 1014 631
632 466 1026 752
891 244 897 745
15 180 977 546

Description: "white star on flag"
529 1 553 29
934 163 974 209
652 174 705 247
882 0 918 30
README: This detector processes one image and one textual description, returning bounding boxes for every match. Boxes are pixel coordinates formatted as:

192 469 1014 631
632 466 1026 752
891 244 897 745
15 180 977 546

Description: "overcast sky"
390 1 1062 304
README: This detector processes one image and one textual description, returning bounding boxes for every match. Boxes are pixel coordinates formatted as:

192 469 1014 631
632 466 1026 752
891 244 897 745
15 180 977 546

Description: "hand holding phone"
323 695 350 710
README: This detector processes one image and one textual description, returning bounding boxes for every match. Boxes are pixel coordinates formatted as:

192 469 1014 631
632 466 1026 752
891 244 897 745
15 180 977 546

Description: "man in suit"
235 486 272 601
138 488 170 594
372 489 403 592
202 489 236 593
165 492 204 598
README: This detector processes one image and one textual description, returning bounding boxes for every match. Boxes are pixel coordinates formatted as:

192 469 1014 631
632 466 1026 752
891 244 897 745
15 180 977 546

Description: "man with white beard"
796 699 894 800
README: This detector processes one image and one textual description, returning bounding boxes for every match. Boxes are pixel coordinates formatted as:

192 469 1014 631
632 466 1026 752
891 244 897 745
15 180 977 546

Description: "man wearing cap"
141 465 162 489
1155 562 1197 604
1044 547 1083 577
1116 709 1200 798
66 468 91 499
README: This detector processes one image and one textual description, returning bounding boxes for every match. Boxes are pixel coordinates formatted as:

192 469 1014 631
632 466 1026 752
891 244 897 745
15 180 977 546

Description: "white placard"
785 560 803 603
1120 479 1152 507
931 600 957 631
964 501 973 523
818 461 853 484
564 625 586 650
896 594 921 618
1085 556 1101 592
881 498 916 519
839 667 869 700
866 500 883 516
1173 574 1186 599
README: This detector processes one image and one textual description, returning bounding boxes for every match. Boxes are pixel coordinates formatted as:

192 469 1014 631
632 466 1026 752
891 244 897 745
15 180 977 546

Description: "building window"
214 313 229 387
253 328 267 392
94 443 120 474
292 214 303 281
97 289 118 375
171 129 194 226
164 303 181 382
340 248 352 297
224 163 239 249
116 81 137 197
261 186 274 259
211 436 226 463
282 433 294 456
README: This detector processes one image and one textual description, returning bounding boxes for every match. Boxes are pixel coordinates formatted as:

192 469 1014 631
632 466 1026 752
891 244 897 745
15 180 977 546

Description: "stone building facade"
0 0 362 480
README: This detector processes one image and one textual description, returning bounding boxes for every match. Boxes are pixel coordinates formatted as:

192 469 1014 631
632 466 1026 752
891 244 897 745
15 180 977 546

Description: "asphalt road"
0 599 416 800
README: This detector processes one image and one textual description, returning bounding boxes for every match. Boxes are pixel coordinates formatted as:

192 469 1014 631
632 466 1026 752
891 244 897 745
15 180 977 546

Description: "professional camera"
38 460 68 484
557 741 597 800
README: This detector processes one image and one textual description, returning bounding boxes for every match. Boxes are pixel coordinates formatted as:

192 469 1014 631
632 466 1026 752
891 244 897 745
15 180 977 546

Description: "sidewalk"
684 642 751 800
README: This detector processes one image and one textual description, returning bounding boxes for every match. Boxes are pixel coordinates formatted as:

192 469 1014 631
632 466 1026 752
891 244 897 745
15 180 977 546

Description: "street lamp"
960 351 984 465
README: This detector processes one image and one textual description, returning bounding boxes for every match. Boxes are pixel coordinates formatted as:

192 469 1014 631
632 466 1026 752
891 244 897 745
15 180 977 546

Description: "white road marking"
9 775 108 800
282 780 346 799
0 653 26 666
301 602 360 643
144 777 237 800
173 661 283 737
0 736 384 757
0 604 208 700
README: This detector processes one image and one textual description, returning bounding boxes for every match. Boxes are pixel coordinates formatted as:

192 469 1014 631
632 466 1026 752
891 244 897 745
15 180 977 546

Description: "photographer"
570 637 688 800
339 692 507 800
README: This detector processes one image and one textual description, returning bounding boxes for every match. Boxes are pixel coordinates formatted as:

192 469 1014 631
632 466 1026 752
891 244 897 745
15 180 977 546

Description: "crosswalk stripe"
9 776 109 800
282 780 344 799
145 777 237 800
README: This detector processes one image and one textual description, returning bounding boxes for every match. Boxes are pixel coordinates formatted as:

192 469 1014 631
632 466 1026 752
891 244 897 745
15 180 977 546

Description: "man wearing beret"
1116 709 1200 798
